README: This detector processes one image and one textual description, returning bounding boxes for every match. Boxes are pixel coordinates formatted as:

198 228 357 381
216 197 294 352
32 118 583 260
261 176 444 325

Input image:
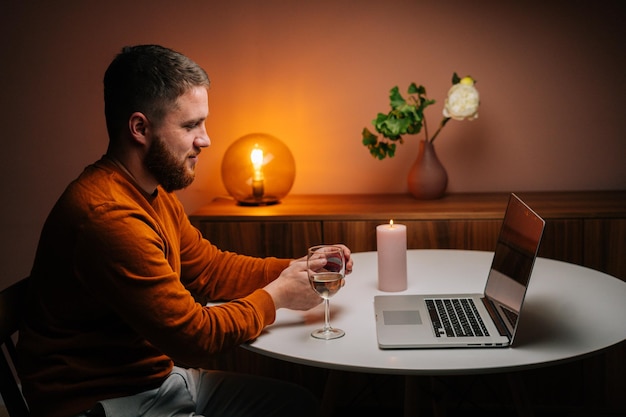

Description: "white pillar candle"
376 220 408 292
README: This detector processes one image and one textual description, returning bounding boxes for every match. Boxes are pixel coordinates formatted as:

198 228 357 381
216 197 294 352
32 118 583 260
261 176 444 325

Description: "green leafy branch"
362 73 463 160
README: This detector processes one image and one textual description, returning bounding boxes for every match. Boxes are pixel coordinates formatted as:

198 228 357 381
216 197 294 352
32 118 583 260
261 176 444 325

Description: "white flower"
443 77 480 121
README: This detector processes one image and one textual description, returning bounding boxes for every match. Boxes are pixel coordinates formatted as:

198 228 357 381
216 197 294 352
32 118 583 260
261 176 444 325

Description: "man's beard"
145 136 196 192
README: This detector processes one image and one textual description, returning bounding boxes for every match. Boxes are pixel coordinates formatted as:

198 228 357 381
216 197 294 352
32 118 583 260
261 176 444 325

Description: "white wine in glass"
307 245 345 340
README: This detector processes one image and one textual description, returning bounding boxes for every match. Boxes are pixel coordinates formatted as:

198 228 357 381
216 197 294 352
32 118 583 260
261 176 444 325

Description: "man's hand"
266 244 354 310
290 244 353 275
263 258 323 311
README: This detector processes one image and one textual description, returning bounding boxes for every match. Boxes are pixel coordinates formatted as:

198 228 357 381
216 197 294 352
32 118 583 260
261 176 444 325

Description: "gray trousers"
77 366 320 417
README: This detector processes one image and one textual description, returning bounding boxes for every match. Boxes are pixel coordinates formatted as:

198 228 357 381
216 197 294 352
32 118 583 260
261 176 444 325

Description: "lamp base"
237 195 280 206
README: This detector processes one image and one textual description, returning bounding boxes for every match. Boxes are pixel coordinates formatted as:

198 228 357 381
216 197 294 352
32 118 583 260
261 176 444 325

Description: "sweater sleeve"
178 211 291 300
74 192 292 368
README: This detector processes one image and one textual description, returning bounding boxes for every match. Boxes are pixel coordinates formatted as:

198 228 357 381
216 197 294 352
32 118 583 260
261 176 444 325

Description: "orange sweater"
17 156 290 417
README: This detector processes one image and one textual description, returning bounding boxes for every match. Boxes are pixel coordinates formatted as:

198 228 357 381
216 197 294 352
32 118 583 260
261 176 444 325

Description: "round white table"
244 250 626 376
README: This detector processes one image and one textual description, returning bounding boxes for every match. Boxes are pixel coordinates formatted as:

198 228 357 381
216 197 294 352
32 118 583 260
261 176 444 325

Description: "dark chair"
0 278 30 417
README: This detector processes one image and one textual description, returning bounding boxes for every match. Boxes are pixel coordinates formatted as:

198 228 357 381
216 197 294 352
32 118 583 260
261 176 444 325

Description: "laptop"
374 193 545 349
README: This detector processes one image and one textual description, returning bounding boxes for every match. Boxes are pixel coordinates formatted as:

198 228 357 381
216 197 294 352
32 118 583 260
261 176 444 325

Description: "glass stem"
323 298 331 332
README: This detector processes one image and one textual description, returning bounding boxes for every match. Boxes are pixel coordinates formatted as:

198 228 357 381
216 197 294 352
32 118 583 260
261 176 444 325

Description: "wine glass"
307 245 345 340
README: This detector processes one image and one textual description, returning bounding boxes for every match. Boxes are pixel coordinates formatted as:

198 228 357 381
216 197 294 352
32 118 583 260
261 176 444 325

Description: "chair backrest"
0 278 30 417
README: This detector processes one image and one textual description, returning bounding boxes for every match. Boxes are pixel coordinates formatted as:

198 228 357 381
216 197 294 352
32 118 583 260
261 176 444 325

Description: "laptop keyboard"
425 298 490 338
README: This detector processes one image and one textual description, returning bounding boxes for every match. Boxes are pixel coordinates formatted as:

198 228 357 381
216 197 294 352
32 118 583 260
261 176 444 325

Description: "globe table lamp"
221 133 296 206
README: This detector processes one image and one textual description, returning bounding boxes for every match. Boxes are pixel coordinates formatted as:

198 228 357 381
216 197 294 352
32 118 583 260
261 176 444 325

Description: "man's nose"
196 128 211 148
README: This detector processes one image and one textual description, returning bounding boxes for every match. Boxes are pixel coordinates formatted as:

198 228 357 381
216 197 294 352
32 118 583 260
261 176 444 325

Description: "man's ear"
128 112 150 145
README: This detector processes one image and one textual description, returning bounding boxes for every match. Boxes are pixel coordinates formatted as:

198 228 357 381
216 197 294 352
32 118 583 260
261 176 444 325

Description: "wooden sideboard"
190 191 626 281
189 191 626 414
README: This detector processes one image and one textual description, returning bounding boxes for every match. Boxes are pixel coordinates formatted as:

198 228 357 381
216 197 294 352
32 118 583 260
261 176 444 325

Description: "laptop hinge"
482 297 510 338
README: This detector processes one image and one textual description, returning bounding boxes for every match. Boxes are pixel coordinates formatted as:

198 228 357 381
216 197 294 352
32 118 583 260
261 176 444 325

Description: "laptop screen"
484 194 545 333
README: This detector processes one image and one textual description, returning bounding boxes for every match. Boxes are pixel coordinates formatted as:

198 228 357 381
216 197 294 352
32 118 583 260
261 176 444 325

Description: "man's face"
144 86 210 192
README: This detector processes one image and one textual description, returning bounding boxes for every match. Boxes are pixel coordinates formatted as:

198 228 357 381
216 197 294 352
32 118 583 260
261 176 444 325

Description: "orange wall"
1 0 625 283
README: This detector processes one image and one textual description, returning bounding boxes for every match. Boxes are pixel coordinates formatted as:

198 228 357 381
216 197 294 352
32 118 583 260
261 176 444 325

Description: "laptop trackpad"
383 310 422 325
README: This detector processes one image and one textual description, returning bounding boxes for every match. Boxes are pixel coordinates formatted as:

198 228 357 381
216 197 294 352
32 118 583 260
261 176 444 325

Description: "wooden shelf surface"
190 191 626 222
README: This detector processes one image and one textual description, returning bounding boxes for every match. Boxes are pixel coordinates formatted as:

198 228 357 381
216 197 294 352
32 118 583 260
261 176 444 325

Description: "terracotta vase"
407 140 448 199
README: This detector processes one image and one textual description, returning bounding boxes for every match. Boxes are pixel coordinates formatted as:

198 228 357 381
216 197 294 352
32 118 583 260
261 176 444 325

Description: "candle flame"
389 219 394 227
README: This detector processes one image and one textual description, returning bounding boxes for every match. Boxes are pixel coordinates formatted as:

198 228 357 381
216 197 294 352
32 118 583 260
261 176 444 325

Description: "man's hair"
103 44 210 140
